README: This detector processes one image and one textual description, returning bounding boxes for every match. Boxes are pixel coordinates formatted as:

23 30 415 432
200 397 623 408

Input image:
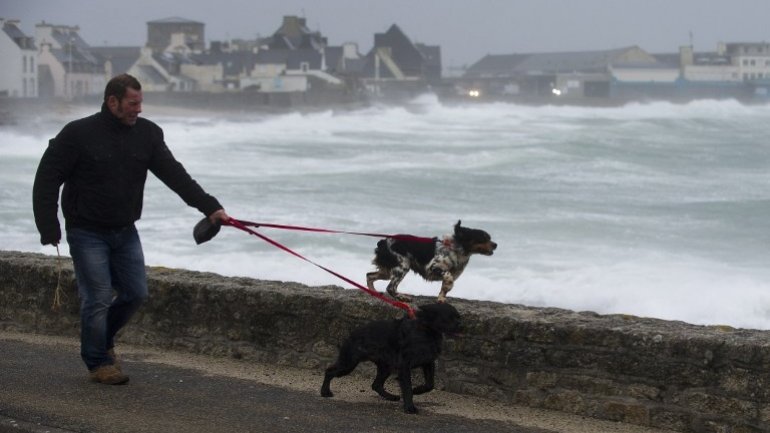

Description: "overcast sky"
3 0 770 68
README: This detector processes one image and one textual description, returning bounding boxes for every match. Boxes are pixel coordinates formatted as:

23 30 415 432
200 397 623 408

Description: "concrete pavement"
0 332 676 433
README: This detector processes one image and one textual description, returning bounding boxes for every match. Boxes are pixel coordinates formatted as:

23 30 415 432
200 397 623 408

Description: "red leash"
224 219 417 319
234 219 434 243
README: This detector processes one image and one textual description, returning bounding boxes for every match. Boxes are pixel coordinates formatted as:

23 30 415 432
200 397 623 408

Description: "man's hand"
208 209 230 225
40 228 61 246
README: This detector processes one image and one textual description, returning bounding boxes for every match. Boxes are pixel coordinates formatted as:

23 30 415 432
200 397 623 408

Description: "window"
300 62 309 72
743 59 749 66
751 59 756 66
30 57 34 73
23 57 27 73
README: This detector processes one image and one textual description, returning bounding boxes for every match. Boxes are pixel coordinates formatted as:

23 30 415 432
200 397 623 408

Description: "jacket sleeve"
148 127 222 217
32 133 78 245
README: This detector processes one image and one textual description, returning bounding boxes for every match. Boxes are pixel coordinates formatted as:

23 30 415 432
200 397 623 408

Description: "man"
33 74 229 385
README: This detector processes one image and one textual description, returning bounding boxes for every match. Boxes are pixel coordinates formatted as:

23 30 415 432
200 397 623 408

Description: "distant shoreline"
0 94 371 127
2 92 765 128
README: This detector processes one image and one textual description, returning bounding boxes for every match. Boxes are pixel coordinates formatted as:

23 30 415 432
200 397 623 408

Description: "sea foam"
4 97 770 329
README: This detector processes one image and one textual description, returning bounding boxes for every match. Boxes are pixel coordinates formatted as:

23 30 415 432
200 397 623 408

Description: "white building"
722 42 770 81
615 43 770 85
35 22 104 98
0 19 37 97
127 47 196 92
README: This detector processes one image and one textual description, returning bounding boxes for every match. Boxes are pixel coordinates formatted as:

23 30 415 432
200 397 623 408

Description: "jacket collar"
99 103 133 130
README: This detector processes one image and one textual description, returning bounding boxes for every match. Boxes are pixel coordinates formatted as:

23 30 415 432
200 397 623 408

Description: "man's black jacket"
32 104 222 245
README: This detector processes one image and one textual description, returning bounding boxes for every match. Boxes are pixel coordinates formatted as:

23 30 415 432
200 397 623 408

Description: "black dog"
366 220 497 302
320 303 462 414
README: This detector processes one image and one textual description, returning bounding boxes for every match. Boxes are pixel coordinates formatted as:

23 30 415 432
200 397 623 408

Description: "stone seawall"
1 250 768 433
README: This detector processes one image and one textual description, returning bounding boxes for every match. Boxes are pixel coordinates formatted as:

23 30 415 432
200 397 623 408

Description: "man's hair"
104 73 141 103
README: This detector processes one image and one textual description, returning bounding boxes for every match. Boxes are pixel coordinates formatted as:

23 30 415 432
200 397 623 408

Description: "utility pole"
67 34 74 99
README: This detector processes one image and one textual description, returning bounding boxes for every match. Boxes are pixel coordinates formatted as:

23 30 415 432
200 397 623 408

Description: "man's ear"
106 95 119 110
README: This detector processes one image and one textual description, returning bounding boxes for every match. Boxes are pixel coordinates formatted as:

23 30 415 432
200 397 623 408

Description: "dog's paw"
383 393 400 402
373 386 401 401
403 405 419 414
386 288 412 302
394 293 413 302
320 389 334 398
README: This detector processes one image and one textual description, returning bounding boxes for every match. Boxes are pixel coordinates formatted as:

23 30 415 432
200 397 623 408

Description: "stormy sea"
2 95 770 329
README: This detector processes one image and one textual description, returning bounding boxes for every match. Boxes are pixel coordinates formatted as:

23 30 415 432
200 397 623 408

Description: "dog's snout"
491 242 498 250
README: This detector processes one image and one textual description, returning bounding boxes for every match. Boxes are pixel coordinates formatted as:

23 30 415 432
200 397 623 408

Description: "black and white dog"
366 221 497 303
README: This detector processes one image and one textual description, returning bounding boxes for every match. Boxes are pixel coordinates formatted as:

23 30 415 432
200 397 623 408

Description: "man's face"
108 87 143 126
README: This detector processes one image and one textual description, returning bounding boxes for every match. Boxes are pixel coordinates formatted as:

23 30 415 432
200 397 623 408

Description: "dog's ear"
417 303 438 320
454 220 462 233
418 303 462 332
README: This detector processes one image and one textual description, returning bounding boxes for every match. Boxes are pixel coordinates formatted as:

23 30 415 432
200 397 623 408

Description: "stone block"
600 400 650 425
678 390 757 419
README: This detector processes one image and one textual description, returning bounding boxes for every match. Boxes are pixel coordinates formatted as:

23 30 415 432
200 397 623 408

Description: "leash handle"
224 219 416 319
51 245 68 312
233 219 435 244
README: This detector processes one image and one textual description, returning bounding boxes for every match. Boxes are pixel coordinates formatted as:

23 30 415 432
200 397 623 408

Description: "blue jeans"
67 225 148 371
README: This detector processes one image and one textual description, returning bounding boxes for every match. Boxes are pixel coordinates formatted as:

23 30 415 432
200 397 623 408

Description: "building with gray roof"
90 46 142 77
147 17 205 54
35 21 104 98
0 18 37 97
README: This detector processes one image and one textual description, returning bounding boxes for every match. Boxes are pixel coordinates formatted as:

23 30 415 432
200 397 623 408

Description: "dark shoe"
90 365 129 385
107 348 121 371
